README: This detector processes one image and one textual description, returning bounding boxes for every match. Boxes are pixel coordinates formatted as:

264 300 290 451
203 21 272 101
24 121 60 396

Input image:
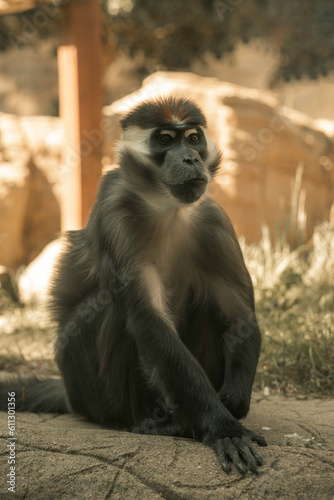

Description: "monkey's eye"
157 134 174 145
188 133 200 143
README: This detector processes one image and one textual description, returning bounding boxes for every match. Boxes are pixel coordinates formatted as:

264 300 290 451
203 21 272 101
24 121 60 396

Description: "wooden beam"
0 0 44 15
58 0 103 230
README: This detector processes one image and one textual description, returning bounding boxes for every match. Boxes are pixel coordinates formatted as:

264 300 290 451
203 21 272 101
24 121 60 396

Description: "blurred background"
0 0 333 397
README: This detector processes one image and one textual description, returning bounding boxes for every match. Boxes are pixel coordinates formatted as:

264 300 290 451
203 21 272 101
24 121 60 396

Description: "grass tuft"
242 220 334 396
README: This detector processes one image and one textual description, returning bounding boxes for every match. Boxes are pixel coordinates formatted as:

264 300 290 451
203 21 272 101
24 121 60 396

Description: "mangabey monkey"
0 97 267 474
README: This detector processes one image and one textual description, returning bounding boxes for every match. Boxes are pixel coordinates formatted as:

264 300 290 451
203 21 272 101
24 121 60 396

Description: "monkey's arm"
196 200 263 418
122 274 265 474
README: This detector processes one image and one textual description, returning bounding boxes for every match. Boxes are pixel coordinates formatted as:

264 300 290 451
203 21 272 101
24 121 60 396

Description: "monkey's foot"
132 417 181 437
243 428 267 447
205 422 267 475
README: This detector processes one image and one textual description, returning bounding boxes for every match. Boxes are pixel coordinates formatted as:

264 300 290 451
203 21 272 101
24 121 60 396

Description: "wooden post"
58 0 103 230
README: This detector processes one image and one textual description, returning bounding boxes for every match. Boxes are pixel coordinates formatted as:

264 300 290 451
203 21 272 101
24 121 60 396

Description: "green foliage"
102 0 334 82
0 8 60 52
102 0 260 70
268 0 334 82
1 0 334 83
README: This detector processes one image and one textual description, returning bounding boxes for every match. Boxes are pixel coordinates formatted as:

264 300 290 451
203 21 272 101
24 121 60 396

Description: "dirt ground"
0 307 333 498
0 394 333 500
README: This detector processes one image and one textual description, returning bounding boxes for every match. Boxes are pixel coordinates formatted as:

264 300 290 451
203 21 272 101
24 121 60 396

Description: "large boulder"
0 158 61 270
0 114 62 270
0 163 30 269
1 72 334 272
17 238 63 305
104 72 334 242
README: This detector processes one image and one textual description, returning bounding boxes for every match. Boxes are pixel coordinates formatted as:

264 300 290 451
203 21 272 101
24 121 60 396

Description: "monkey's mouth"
177 178 207 186
168 178 208 204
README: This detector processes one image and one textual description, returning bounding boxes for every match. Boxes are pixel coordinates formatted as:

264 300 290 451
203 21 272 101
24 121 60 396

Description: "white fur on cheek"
202 127 221 173
119 126 154 155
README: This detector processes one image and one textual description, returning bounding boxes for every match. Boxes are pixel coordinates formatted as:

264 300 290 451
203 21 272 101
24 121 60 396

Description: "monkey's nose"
183 157 199 165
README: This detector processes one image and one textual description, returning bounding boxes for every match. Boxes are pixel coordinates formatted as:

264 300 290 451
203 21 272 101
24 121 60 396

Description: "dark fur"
120 96 207 129
0 97 266 474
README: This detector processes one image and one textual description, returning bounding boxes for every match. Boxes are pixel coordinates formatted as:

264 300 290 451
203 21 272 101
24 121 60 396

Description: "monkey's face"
120 97 222 206
149 125 211 204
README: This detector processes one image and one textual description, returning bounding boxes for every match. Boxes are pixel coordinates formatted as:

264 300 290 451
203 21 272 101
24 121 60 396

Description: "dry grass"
1 186 333 394
242 220 334 396
0 298 57 376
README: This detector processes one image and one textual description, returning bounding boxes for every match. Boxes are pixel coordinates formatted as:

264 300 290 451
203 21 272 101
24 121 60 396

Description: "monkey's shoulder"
97 168 122 198
192 197 246 265
197 197 238 237
97 169 146 218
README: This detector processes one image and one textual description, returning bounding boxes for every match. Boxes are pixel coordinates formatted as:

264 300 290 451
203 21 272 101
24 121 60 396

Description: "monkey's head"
120 97 222 205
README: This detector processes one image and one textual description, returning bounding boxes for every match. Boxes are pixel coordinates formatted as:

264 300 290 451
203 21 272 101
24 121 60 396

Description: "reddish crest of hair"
120 96 207 130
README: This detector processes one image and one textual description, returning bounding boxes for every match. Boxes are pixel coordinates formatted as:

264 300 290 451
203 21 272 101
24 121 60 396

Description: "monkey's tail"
0 376 69 413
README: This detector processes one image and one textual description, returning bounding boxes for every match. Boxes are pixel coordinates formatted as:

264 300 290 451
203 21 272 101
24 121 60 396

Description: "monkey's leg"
132 400 193 437
218 316 262 421
55 312 108 424
133 417 181 437
126 304 267 474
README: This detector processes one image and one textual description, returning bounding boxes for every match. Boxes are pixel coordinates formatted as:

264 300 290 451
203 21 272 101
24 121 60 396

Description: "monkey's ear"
202 128 222 177
118 126 153 157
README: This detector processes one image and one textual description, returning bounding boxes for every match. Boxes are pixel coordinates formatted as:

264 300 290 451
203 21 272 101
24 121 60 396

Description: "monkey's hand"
204 421 267 474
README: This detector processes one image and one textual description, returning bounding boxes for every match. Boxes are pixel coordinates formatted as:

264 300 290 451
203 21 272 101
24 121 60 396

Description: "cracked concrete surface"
1 395 334 499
